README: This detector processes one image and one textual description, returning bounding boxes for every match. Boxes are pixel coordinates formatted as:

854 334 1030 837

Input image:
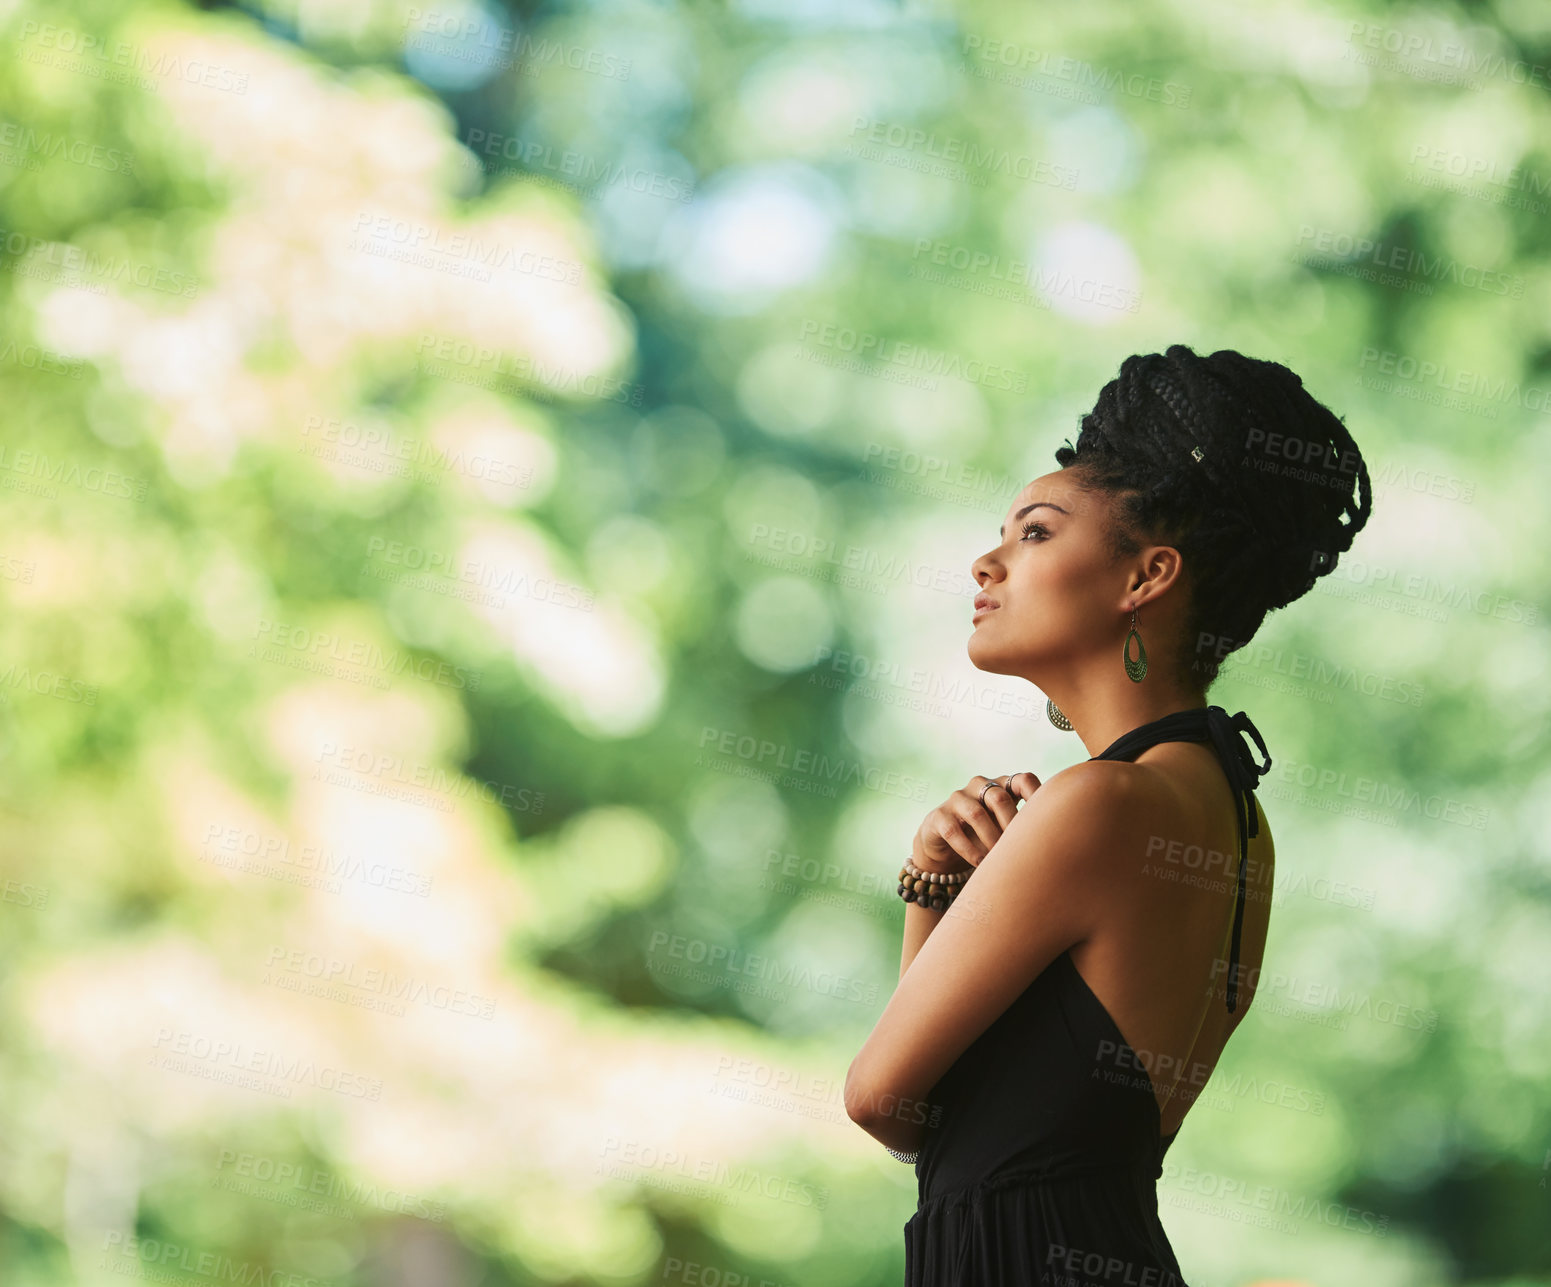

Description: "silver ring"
978 778 1005 808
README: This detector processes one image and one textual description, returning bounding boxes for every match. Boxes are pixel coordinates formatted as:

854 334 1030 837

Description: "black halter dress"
902 705 1273 1287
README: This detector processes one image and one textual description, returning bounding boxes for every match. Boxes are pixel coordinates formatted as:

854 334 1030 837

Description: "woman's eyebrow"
999 501 1070 538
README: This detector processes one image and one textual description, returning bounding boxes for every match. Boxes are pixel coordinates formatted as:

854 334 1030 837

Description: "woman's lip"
972 603 999 621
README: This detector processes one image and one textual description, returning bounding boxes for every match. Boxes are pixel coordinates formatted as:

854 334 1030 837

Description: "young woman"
844 344 1373 1285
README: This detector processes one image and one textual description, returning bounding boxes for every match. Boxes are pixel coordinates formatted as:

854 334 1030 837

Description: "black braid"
1054 344 1373 688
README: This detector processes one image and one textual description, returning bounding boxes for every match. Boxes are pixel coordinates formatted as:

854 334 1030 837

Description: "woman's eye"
1020 521 1049 542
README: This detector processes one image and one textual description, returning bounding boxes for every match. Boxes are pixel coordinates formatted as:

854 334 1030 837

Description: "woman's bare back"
1066 738 1277 1139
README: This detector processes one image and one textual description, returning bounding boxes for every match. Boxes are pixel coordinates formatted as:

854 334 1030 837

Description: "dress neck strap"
1088 706 1272 1013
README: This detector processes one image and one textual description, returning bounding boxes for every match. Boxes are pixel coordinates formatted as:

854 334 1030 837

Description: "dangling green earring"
1046 698 1073 730
1123 607 1148 683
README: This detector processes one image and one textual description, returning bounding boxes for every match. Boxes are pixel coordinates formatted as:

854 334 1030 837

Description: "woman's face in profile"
968 469 1129 678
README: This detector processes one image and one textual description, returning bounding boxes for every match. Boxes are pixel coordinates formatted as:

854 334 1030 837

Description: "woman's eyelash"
1020 520 1050 541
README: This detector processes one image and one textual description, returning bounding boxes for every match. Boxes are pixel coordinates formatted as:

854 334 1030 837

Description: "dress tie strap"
1088 705 1272 1013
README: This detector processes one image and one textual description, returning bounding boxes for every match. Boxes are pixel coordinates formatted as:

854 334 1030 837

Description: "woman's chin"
965 632 1009 674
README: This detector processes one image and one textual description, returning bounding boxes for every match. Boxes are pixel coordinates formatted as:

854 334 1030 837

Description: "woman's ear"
1127 544 1186 608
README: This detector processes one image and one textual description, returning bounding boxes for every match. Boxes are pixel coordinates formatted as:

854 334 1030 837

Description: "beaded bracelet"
885 1145 919 1164
896 855 973 912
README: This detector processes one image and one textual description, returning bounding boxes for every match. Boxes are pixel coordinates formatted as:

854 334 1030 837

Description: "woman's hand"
912 772 1042 874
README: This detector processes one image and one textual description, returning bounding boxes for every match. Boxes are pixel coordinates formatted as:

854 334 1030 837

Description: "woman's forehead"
1005 473 1087 518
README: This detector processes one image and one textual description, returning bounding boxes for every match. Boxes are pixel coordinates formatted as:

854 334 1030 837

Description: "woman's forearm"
898 849 985 979
852 1093 933 1154
897 838 979 979
899 899 948 980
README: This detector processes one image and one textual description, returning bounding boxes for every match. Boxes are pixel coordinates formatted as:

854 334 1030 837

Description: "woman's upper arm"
845 762 1141 1121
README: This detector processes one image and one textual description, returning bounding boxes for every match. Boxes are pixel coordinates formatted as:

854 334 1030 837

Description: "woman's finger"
953 786 1006 857
1002 771 1042 804
931 814 987 867
968 776 1020 830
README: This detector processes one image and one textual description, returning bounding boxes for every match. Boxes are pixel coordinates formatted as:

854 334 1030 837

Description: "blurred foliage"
1 0 1549 1284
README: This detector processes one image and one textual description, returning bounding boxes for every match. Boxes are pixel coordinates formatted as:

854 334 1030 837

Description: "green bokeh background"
2 0 1548 1283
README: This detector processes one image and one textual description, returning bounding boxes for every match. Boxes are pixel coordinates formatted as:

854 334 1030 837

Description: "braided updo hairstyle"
1054 344 1373 688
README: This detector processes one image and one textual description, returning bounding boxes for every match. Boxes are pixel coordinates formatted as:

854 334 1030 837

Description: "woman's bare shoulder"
1003 758 1181 869
1033 756 1178 815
